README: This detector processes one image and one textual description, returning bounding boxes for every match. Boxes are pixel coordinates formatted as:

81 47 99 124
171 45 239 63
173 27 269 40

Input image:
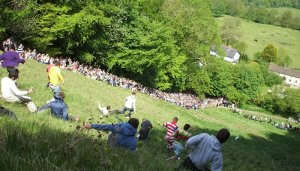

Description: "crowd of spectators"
20 48 203 110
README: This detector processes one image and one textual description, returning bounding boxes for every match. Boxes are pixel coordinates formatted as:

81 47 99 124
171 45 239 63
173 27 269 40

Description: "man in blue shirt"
84 118 139 151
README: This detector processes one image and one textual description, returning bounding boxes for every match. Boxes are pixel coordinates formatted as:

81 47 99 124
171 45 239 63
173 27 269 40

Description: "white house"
269 63 300 88
210 46 240 64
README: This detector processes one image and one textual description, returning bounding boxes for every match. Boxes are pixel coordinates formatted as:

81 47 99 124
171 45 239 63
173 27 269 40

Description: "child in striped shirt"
163 117 179 150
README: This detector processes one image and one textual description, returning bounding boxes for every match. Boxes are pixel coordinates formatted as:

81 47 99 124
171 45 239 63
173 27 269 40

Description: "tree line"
211 0 300 30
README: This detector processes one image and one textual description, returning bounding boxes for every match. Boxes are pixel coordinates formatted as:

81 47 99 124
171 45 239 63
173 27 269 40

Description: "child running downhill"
163 117 179 150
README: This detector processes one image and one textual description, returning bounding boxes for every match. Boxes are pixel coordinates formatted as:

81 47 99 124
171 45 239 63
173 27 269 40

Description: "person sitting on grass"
38 91 78 121
1 69 36 112
119 91 136 119
176 124 192 141
138 119 153 140
84 118 139 151
177 128 231 171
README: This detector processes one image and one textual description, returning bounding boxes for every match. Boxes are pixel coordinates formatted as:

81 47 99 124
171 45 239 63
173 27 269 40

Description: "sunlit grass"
0 60 299 171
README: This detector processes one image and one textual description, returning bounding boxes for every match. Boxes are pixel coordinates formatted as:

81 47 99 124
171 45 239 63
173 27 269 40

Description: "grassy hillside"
216 16 300 69
0 60 299 171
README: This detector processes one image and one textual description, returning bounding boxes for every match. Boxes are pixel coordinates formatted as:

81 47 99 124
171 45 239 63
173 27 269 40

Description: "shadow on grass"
0 118 299 171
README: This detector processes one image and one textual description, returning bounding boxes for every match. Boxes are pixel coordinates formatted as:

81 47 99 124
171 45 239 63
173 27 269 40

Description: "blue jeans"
173 141 184 156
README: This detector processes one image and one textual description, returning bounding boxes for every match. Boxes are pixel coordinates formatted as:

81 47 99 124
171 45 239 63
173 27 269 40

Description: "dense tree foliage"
0 0 221 91
211 0 300 30
255 44 292 67
256 87 300 117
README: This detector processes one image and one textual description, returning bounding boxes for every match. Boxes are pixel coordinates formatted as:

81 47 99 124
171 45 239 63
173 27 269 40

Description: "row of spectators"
21 48 203 110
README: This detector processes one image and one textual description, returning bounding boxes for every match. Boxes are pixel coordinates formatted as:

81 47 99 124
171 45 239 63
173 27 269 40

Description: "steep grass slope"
216 16 300 69
0 60 299 171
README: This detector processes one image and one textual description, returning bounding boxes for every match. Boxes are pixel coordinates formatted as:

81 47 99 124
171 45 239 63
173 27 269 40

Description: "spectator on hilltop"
177 128 231 171
0 45 25 73
1 69 36 112
119 91 136 119
84 118 139 151
48 60 64 90
38 90 78 121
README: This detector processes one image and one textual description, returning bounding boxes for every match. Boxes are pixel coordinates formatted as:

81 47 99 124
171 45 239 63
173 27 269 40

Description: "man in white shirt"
1 69 36 112
120 92 136 118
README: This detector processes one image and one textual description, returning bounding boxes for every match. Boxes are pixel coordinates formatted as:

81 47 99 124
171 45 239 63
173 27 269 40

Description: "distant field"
216 16 300 69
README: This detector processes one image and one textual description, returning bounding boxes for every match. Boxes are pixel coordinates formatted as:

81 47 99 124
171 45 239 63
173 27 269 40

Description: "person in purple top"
0 45 25 73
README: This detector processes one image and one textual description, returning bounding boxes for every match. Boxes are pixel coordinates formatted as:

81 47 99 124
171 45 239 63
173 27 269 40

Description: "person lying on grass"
84 118 139 151
98 104 119 118
176 128 230 171
38 91 79 121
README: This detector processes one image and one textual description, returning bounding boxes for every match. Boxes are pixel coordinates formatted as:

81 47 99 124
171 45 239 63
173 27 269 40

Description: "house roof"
221 46 238 59
269 63 300 78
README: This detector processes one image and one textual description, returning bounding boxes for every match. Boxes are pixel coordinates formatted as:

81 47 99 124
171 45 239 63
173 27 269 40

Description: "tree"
211 0 226 17
278 48 292 67
220 17 241 45
260 44 278 63
280 10 293 28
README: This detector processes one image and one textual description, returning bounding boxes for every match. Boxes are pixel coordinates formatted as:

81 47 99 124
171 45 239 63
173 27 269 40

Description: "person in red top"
176 124 192 141
163 117 179 150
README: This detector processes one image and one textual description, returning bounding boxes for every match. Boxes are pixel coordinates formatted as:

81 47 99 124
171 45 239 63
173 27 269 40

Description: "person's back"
49 65 64 86
124 95 136 109
86 118 139 151
0 50 24 68
115 122 137 150
138 119 153 140
187 133 222 171
181 128 230 171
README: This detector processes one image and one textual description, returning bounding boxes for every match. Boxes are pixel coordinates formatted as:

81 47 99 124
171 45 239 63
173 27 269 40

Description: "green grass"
216 16 300 69
0 60 299 171
269 7 300 16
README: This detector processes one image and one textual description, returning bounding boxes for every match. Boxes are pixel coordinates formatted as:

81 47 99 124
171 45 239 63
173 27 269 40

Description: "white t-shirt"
1 77 28 102
124 95 136 111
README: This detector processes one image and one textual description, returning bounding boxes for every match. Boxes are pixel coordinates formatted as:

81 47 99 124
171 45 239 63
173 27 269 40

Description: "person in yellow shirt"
48 60 64 90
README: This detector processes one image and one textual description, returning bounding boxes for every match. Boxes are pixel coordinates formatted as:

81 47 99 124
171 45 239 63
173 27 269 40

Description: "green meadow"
0 60 299 171
216 15 300 69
